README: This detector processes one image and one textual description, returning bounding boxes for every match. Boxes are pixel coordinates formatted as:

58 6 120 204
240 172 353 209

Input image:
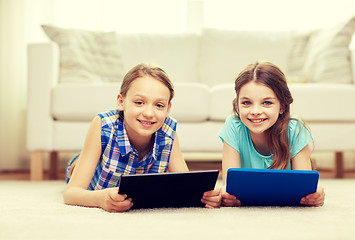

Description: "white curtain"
0 0 354 170
0 0 27 170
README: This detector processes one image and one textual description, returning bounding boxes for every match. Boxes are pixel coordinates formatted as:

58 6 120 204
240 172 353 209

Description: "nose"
250 105 261 116
142 104 154 118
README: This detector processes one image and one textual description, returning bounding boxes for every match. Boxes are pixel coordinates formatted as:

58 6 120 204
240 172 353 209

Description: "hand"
201 188 222 208
221 185 241 207
300 185 325 207
99 187 133 212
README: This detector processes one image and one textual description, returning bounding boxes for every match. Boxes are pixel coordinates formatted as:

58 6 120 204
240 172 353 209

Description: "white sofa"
27 21 355 180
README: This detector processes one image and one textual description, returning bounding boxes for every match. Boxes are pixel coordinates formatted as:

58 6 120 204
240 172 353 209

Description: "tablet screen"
226 168 319 206
118 170 219 209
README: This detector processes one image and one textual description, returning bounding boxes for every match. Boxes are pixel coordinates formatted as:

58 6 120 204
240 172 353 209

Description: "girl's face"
117 75 171 141
238 81 283 137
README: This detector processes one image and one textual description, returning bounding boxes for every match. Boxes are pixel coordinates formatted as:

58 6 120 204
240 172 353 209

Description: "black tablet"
118 170 219 210
226 168 319 206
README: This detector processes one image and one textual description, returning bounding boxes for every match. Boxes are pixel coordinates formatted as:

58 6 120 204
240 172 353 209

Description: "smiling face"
117 75 171 144
238 81 283 138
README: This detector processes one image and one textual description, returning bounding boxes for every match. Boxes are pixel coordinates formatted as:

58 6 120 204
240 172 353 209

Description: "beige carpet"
0 179 354 240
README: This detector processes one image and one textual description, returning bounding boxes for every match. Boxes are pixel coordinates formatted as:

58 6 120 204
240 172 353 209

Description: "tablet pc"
226 168 319 206
118 170 219 210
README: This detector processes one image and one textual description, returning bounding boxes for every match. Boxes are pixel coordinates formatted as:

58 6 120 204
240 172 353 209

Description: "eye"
241 101 251 106
135 101 144 106
156 103 165 109
264 101 273 106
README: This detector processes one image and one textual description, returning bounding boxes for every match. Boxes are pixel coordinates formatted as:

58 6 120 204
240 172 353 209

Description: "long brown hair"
120 63 174 102
233 61 294 169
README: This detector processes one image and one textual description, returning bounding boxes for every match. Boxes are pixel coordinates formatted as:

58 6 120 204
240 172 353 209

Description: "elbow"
62 188 74 206
62 189 69 205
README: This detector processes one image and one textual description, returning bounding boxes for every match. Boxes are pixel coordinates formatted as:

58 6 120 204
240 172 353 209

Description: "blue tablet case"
118 170 219 210
226 168 319 206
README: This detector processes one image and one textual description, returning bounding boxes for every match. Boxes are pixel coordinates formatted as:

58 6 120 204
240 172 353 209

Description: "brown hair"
233 61 294 169
120 63 174 102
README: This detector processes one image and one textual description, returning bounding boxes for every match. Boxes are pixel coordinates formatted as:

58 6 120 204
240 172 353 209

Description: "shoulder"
288 117 313 144
288 117 313 158
288 118 310 135
219 115 249 154
98 109 120 120
86 115 103 142
219 115 248 146
164 115 177 130
223 115 246 132
159 116 177 139
98 109 120 128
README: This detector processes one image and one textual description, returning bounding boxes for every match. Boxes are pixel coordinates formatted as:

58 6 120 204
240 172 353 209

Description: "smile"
138 119 156 125
249 118 267 123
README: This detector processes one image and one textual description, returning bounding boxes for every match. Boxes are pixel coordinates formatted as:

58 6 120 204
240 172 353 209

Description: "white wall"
204 0 355 31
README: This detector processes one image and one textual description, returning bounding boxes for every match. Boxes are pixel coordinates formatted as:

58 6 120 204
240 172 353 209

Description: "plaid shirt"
83 109 177 190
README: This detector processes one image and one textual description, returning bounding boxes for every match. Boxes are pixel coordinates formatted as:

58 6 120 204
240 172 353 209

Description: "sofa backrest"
117 33 200 84
51 82 216 123
116 30 298 86
51 81 355 124
199 29 293 86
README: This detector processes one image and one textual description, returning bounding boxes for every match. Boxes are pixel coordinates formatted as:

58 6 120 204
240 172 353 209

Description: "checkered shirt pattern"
87 110 177 190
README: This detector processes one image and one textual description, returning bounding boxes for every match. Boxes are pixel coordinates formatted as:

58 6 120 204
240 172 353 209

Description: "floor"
2 179 354 240
0 161 354 180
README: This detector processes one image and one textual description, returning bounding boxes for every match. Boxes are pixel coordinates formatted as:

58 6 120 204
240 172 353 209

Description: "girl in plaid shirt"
63 63 221 212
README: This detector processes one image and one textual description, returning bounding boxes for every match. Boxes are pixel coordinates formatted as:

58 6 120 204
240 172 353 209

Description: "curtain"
0 0 28 170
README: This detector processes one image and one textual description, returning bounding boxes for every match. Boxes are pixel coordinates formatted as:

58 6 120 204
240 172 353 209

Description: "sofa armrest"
351 41 355 84
26 43 58 151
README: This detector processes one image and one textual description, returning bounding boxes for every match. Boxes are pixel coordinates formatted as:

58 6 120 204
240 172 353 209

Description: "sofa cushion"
170 83 210 122
178 122 225 152
117 33 199 84
51 83 120 121
287 31 313 78
306 123 355 151
302 16 355 84
53 122 90 150
289 83 355 121
42 25 124 83
209 83 235 121
199 29 292 86
209 83 355 122
51 82 210 123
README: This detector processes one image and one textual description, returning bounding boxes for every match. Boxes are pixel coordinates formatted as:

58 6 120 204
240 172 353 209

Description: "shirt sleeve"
162 116 177 140
218 115 241 153
288 119 313 158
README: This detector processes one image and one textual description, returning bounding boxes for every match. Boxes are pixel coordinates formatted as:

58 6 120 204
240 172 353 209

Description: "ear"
166 102 172 116
279 105 285 115
117 94 124 111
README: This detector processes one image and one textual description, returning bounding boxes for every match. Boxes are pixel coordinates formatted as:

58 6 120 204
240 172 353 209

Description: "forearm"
221 142 241 184
291 145 312 170
63 187 102 208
